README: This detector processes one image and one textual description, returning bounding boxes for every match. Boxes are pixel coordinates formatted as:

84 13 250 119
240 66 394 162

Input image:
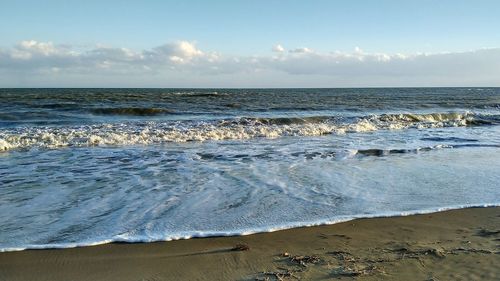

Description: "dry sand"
1 207 499 281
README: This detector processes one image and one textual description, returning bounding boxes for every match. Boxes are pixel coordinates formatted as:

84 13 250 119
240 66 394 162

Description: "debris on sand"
289 255 321 266
231 243 250 251
390 247 446 259
331 264 381 277
328 250 356 262
256 268 300 281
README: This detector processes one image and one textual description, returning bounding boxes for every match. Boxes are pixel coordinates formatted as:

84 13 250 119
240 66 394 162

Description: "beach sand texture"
1 207 499 281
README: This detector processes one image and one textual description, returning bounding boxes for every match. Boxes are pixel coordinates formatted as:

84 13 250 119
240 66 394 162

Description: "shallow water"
1 88 500 251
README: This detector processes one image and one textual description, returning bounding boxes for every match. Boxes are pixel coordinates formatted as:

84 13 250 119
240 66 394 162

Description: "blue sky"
1 0 500 87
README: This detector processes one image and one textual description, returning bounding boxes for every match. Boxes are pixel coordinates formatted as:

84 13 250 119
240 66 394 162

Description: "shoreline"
2 204 498 253
1 206 499 280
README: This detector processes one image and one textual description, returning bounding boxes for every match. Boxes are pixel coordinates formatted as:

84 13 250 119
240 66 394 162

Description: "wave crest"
0 112 497 151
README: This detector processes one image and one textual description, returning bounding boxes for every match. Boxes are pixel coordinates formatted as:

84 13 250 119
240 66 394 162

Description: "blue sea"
1 88 500 251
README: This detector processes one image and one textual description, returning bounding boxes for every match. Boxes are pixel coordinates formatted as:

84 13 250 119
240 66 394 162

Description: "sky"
1 0 500 87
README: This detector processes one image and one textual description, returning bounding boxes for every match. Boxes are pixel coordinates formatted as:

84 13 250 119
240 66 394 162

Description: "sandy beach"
2 1 500 280
1 207 498 281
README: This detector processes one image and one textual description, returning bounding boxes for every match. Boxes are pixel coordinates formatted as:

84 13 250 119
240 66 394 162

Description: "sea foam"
0 112 493 151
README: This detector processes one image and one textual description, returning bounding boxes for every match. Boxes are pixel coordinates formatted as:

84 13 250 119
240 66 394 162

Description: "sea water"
1 88 499 251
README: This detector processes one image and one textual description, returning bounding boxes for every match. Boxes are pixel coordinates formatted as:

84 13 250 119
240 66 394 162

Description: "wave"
1 204 498 252
1 112 498 151
171 91 228 97
91 107 175 116
285 144 500 160
420 136 479 142
354 144 500 157
228 116 333 125
355 147 436 157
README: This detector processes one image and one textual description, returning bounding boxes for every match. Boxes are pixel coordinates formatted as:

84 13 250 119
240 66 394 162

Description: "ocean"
1 88 499 251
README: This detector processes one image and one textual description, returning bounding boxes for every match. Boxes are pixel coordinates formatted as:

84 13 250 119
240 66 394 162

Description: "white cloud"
17 40 58 56
148 41 204 64
6 40 75 61
272 44 285 52
1 40 500 87
289 47 313 54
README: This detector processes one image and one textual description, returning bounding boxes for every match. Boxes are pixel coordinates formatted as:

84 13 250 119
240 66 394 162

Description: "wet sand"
1 207 499 281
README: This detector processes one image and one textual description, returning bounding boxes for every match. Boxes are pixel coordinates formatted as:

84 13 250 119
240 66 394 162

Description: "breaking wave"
1 112 498 151
171 91 228 97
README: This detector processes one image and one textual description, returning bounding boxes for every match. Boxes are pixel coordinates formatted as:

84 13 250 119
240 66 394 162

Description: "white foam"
1 204 498 252
0 112 482 151
1 112 499 252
